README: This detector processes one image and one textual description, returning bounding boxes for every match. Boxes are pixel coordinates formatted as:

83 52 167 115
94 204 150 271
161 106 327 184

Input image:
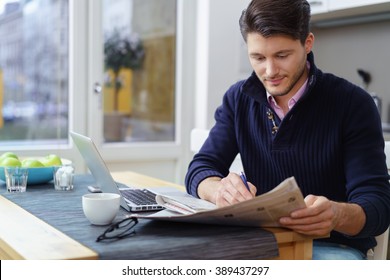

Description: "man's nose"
265 60 278 77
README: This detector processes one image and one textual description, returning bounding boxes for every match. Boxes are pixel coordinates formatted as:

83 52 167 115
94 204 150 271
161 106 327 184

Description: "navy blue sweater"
185 52 390 254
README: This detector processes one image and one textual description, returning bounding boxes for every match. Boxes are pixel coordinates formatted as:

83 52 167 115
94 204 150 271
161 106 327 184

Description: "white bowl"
82 193 120 225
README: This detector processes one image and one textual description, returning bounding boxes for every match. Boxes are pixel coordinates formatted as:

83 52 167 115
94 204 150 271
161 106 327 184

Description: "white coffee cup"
82 193 120 225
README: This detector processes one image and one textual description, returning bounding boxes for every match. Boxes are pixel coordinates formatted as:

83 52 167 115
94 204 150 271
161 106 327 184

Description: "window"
0 0 69 146
102 0 176 143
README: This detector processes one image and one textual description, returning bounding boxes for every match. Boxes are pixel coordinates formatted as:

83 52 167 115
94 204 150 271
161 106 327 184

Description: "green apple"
0 157 22 167
41 154 62 167
22 158 45 168
0 152 19 161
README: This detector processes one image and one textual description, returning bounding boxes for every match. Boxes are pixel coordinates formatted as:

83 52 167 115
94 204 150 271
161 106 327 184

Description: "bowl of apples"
0 152 71 185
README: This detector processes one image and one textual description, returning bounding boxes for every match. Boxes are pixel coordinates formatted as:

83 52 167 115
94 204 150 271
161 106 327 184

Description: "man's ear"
305 33 315 54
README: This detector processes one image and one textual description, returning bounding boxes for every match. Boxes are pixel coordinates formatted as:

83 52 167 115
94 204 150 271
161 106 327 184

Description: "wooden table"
111 172 315 260
0 171 315 260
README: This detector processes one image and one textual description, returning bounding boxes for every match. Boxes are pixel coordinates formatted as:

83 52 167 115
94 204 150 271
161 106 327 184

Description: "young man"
185 0 390 259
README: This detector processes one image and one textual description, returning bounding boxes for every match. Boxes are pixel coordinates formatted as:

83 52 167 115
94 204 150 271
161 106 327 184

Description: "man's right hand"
198 173 257 207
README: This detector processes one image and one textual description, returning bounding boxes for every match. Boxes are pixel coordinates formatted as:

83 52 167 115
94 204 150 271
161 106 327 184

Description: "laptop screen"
70 131 130 211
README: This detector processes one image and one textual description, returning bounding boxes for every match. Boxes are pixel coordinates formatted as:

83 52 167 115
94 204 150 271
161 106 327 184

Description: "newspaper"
131 177 306 227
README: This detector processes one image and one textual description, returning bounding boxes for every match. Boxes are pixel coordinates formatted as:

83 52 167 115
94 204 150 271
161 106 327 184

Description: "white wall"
195 0 251 130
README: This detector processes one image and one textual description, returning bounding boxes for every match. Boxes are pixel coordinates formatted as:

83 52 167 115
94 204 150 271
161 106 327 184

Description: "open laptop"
70 131 165 212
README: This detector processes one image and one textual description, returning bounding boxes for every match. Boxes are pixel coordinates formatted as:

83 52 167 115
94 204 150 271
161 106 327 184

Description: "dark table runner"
0 174 279 259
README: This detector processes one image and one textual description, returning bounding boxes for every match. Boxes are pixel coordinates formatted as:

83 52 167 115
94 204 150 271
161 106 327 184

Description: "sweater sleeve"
342 84 390 238
185 83 242 197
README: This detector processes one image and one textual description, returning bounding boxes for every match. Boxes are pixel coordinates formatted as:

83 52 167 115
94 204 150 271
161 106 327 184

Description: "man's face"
247 33 314 99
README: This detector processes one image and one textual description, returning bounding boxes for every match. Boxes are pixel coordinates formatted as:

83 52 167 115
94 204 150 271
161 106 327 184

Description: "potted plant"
103 30 145 141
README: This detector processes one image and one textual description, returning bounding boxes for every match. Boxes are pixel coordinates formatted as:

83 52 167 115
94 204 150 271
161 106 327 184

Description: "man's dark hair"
239 0 311 44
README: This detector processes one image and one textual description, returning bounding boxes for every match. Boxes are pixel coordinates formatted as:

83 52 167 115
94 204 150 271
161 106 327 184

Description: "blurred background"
1 0 390 184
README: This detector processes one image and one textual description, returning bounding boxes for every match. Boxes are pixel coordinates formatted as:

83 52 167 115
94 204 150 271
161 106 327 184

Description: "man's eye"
252 56 265 62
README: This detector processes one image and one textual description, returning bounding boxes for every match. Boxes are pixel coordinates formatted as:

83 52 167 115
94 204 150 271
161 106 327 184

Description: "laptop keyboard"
120 188 158 205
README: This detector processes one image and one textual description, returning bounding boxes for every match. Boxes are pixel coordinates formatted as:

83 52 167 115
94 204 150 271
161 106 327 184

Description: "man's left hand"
279 194 337 236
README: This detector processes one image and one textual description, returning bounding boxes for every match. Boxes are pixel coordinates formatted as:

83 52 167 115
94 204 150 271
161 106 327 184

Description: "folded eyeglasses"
96 217 138 242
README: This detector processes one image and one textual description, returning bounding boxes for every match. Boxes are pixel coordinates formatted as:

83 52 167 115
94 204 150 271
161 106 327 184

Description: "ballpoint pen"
240 171 250 191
